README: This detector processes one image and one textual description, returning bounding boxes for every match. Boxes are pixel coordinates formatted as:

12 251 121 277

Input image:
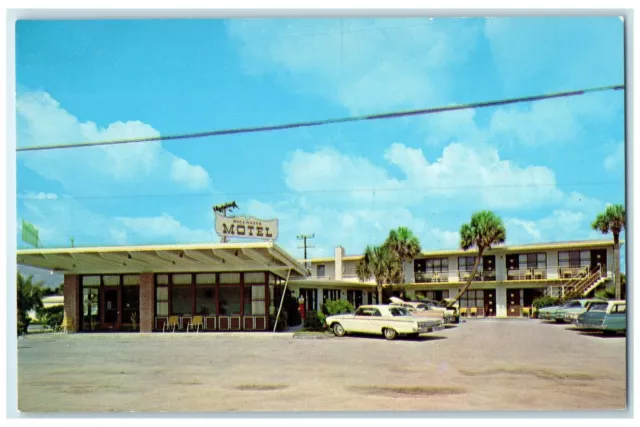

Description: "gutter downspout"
273 268 292 332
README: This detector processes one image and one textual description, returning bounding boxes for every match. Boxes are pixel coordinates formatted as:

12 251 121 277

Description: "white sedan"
325 305 444 340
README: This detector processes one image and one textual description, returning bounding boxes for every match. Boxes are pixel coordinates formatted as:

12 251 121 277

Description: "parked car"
388 297 456 324
325 304 444 340
539 300 580 322
558 299 606 323
422 298 461 323
575 300 626 335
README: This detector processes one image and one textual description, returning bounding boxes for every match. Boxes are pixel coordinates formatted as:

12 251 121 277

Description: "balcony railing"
414 272 449 283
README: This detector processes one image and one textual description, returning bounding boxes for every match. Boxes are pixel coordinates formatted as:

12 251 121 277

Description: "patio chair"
522 307 531 318
187 316 203 333
469 307 478 318
460 307 468 317
163 316 179 333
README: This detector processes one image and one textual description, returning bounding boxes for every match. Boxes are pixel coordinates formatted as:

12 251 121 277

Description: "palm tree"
448 211 507 307
592 204 626 300
17 272 44 335
385 226 422 283
357 244 402 303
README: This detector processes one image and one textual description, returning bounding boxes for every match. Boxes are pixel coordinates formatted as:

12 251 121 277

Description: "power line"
19 181 621 201
16 84 624 152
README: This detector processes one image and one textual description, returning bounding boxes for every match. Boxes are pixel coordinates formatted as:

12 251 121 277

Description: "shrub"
323 299 354 316
270 310 289 332
303 311 326 331
37 305 64 331
595 287 616 300
532 296 561 309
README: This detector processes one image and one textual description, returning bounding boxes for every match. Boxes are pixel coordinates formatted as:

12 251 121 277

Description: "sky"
14 17 626 283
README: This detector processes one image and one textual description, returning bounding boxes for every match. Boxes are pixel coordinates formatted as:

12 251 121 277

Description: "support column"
63 275 80 332
495 285 507 317
140 273 154 333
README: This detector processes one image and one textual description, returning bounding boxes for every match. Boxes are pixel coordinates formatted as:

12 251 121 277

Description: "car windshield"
389 307 411 317
588 302 609 312
414 303 428 311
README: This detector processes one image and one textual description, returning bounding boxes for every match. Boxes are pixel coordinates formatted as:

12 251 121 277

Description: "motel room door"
101 287 122 330
483 290 496 317
506 289 521 317
591 249 607 277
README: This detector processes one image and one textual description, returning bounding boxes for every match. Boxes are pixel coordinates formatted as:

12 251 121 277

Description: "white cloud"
283 141 564 210
227 18 482 113
170 158 210 190
19 197 213 248
604 142 625 172
16 91 212 195
18 192 58 200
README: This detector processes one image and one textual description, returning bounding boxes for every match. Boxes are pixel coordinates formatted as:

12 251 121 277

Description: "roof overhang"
17 242 309 278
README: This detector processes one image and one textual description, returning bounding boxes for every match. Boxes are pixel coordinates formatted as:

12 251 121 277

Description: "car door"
348 307 372 333
605 303 627 331
368 308 385 334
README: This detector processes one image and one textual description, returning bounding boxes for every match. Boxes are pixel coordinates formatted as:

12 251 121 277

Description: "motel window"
195 286 216 316
171 282 192 316
82 276 101 286
459 290 484 309
415 258 448 274
558 250 590 268
519 253 547 269
122 286 140 325
458 256 476 272
323 289 341 302
317 265 326 277
219 286 241 316
247 285 266 316
156 286 169 316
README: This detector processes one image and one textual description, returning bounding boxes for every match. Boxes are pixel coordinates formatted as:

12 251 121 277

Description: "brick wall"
140 273 154 333
63 275 80 332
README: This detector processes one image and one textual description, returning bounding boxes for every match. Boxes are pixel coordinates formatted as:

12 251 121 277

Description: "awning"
17 242 309 278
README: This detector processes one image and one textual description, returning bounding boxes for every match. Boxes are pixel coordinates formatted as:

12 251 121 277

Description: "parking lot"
17 319 627 413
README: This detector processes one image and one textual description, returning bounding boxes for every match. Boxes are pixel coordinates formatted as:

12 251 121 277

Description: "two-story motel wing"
16 238 618 332
289 239 617 318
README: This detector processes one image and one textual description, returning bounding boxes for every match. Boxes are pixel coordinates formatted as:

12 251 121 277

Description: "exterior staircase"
544 266 607 301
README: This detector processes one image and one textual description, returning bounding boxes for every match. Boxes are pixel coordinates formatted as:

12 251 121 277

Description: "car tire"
383 328 397 340
332 323 346 337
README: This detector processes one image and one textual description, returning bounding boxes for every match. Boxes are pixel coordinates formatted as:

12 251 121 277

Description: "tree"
356 244 403 303
592 204 626 300
384 226 422 283
448 211 507 307
17 272 44 336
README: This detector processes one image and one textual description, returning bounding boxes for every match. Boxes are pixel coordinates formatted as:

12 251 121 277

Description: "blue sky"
15 17 626 274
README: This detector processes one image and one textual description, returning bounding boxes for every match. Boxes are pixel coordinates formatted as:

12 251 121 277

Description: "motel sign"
214 213 279 241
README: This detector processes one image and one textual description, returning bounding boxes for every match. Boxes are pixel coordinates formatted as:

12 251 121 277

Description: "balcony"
458 270 496 282
414 272 449 283
507 268 548 281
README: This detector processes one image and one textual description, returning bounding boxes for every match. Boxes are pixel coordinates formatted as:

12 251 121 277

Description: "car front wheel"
383 328 397 340
332 323 346 337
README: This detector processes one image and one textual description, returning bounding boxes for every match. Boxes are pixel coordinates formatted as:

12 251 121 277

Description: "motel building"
16 238 617 333
289 239 617 318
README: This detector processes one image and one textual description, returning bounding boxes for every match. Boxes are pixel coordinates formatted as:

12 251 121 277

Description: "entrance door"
483 290 496 316
483 255 496 281
506 289 521 317
102 288 121 329
591 249 607 277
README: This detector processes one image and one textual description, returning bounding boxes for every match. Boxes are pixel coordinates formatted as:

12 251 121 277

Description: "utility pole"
297 234 315 268
213 201 239 243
